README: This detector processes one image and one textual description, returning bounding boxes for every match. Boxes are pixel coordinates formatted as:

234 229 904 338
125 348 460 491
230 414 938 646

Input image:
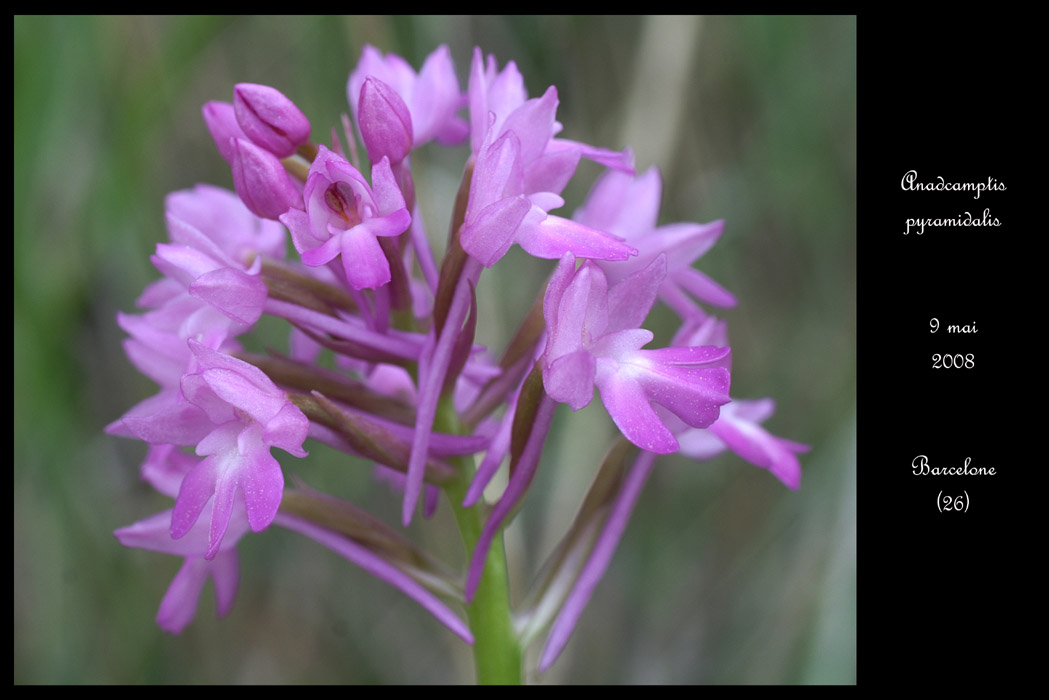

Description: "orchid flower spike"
110 44 806 681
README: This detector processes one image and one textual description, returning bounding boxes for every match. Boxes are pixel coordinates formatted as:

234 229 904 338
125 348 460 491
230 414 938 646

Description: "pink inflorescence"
109 43 807 677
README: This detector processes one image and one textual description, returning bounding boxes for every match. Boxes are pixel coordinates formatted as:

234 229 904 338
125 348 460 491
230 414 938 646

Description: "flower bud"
229 137 302 220
233 83 311 158
201 101 246 163
358 77 413 165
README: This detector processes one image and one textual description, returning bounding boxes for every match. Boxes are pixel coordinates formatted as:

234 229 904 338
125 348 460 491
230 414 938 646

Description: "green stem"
437 398 522 685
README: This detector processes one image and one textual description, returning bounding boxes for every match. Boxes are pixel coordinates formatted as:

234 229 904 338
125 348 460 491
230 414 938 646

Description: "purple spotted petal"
631 357 731 429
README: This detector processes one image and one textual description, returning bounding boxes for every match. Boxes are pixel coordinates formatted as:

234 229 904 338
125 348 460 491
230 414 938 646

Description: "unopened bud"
358 77 413 165
233 83 311 158
229 137 303 220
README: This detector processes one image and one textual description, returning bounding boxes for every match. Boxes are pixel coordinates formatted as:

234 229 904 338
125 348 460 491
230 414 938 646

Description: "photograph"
14 15 856 684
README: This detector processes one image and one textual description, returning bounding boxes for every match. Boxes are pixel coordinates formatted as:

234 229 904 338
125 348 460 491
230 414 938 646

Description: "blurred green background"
14 15 855 684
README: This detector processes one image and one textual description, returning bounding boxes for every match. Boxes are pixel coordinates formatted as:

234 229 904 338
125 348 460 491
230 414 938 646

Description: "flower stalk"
437 397 522 685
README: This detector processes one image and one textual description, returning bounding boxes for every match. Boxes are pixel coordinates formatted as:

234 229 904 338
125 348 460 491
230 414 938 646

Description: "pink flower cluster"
110 43 807 676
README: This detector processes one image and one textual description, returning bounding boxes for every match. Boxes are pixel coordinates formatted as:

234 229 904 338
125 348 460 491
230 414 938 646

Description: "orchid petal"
605 255 666 333
189 267 268 325
340 226 392 290
542 350 596 411
156 558 210 634
460 196 531 267
594 366 679 454
673 265 738 309
516 214 636 262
